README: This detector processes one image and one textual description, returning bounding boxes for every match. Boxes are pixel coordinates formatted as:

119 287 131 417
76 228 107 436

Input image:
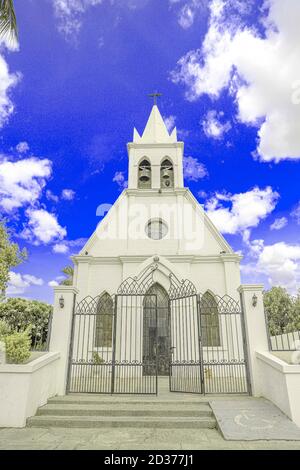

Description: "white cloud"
0 54 20 128
53 243 69 254
172 0 300 162
16 141 30 154
202 110 231 139
206 186 279 234
52 237 87 254
177 0 205 29
68 237 88 248
198 190 208 199
270 217 288 231
113 171 128 190
53 0 104 41
46 189 59 203
48 280 59 287
22 209 67 245
61 188 76 200
241 238 300 292
7 272 44 295
291 202 300 225
258 242 300 292
163 115 176 133
183 156 208 181
0 157 52 212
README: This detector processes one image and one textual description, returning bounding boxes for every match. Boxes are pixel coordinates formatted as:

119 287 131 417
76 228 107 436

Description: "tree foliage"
60 265 74 286
5 328 31 364
0 0 17 43
0 297 52 348
264 287 300 335
0 221 27 296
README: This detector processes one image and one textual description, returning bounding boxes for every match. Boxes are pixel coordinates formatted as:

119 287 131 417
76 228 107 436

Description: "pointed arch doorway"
143 283 170 376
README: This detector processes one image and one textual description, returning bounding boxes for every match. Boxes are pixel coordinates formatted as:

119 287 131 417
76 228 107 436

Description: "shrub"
0 320 11 340
92 352 105 364
5 328 32 364
0 298 52 348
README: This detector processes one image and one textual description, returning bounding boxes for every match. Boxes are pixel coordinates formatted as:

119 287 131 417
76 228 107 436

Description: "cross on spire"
149 92 162 106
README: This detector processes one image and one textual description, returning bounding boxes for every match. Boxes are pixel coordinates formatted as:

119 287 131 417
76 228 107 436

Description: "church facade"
66 105 250 396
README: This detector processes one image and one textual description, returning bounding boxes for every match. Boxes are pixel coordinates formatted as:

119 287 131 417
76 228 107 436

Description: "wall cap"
53 286 79 294
256 350 300 374
0 351 60 374
238 284 264 293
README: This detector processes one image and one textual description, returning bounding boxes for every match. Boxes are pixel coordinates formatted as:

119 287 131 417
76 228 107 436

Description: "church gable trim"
184 189 234 254
79 188 235 257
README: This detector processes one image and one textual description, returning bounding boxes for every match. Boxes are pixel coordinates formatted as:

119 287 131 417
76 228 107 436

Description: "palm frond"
0 0 18 43
60 265 74 286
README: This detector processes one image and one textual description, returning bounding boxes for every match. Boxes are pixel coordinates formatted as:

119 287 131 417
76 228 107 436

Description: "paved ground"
210 398 300 441
1 426 300 450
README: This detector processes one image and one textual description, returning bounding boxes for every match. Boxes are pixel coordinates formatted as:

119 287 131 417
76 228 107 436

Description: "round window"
146 219 168 240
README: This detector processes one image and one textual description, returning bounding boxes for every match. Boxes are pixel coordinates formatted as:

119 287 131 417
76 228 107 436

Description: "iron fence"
267 329 300 351
31 312 53 352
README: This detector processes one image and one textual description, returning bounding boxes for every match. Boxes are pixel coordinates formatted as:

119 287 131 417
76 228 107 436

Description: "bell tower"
127 105 184 190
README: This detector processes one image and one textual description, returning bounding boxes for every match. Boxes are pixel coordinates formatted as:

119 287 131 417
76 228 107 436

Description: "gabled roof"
133 105 177 144
78 188 235 257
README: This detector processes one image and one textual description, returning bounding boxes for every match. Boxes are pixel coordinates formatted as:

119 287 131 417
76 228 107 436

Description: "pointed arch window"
160 159 174 189
95 293 113 347
200 292 221 347
138 159 151 189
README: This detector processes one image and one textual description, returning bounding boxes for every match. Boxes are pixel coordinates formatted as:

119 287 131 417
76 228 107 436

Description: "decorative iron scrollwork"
168 273 197 299
117 263 158 295
199 292 241 314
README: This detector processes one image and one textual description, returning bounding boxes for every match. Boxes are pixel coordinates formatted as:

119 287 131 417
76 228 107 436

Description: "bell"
139 168 150 182
162 168 171 179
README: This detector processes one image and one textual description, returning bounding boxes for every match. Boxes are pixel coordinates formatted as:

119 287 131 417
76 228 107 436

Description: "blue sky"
1 0 300 303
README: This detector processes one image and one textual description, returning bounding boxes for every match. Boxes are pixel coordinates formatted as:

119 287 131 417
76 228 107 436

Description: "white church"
2 103 300 431
62 103 249 396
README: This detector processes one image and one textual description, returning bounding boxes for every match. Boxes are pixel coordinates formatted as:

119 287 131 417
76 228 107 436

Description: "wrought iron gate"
199 292 250 394
169 277 203 393
67 265 250 395
67 266 159 394
169 276 250 395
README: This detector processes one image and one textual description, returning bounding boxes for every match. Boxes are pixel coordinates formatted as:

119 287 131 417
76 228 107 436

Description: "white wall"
256 350 300 427
75 256 241 301
0 352 60 428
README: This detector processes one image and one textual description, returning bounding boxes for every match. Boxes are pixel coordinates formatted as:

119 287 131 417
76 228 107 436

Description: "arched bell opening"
138 158 151 189
160 158 174 189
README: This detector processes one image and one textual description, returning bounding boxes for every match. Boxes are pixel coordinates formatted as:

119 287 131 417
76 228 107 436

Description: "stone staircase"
27 394 217 429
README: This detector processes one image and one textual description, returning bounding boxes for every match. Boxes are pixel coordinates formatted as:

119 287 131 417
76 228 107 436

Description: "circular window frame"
145 219 168 241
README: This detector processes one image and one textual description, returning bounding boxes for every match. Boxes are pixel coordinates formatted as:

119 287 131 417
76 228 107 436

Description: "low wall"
256 350 300 427
0 352 60 428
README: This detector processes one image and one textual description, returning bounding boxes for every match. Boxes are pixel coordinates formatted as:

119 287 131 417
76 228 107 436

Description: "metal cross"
149 92 162 105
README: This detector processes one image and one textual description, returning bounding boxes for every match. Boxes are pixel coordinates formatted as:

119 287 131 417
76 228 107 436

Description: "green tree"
287 290 300 332
0 221 27 297
60 265 74 286
0 297 52 348
0 0 17 43
263 287 293 335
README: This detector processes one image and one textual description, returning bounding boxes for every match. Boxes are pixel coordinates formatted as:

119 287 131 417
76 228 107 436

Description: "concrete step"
27 415 216 429
37 403 213 418
48 396 209 406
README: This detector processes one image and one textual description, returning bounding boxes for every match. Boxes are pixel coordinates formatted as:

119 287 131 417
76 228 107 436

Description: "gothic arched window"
160 159 174 189
138 159 151 189
200 291 221 347
95 293 113 347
